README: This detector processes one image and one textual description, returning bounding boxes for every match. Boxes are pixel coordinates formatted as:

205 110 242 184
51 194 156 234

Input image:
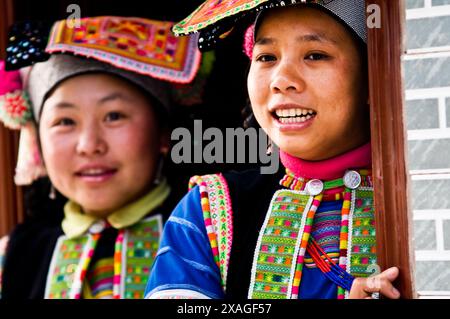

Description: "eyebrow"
51 92 129 110
52 101 78 109
255 32 338 46
98 92 131 104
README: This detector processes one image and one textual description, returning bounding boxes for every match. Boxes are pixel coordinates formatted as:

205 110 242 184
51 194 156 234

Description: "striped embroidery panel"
251 190 311 299
46 236 90 299
349 188 377 277
304 208 342 268
122 217 162 299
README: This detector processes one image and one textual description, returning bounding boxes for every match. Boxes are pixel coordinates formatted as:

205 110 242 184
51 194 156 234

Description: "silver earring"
266 138 273 155
153 157 164 185
49 184 56 200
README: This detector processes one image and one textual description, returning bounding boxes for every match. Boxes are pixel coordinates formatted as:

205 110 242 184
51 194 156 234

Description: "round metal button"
305 179 324 196
343 170 362 189
89 220 106 234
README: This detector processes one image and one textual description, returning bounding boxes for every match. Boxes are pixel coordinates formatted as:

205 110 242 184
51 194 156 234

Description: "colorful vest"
44 215 163 299
189 173 377 299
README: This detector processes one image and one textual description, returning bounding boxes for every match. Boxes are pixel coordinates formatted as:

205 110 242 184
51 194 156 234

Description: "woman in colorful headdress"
145 0 401 299
0 16 201 299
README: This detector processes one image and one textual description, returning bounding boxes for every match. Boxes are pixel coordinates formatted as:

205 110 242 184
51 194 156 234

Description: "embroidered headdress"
0 16 202 185
172 0 367 51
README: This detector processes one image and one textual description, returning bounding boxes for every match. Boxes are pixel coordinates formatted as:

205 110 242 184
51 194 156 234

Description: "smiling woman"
144 0 406 300
39 73 163 218
0 16 201 299
247 6 370 161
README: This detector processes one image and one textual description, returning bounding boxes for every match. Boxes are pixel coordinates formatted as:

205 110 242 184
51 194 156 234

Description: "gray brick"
412 179 450 210
408 139 450 170
406 99 439 130
415 261 450 291
444 220 450 250
406 16 450 50
404 57 450 89
414 220 437 250
433 0 450 6
447 98 450 127
407 0 424 8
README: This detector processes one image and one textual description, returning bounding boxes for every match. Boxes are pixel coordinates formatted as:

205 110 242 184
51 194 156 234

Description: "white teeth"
275 108 316 121
82 169 106 175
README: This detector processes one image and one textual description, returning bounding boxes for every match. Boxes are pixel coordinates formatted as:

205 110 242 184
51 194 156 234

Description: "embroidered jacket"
0 180 174 299
145 144 377 299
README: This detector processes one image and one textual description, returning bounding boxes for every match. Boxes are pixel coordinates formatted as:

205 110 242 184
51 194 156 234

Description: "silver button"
343 170 362 189
89 220 106 234
305 179 324 196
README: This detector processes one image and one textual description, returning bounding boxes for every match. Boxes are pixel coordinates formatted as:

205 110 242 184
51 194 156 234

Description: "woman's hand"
349 267 400 299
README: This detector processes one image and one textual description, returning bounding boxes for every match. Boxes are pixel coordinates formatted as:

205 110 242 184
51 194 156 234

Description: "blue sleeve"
0 236 9 299
144 186 225 299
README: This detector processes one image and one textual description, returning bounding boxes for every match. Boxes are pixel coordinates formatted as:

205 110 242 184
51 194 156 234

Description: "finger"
349 277 370 299
363 276 400 299
378 279 400 299
381 267 399 281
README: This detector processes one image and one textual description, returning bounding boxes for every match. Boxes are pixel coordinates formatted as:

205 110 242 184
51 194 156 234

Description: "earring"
49 184 56 200
266 138 273 155
153 157 164 185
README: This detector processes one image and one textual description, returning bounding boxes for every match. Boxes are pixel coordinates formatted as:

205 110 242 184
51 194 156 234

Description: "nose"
76 123 107 156
270 60 305 94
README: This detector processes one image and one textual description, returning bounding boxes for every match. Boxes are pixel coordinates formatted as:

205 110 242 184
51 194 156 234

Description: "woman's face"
40 73 167 217
248 6 370 161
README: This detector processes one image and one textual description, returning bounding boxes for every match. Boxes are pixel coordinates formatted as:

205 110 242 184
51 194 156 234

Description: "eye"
305 53 329 61
255 54 277 63
53 118 75 127
105 111 125 122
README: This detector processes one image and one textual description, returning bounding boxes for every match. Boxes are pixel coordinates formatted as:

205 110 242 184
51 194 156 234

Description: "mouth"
271 106 317 124
75 167 118 183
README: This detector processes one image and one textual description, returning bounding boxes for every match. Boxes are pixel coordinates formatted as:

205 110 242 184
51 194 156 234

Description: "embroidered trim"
120 215 163 299
189 174 233 291
44 215 163 299
173 0 268 35
248 189 314 299
345 190 356 299
291 194 322 299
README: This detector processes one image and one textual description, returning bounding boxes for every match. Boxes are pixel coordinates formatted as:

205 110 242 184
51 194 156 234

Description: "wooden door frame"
0 0 24 237
367 0 416 298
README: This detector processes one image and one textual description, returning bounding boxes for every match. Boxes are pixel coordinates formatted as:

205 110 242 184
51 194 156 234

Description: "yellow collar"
62 178 170 238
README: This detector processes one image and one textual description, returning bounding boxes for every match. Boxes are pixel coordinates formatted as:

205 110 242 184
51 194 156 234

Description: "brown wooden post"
0 0 24 237
367 0 416 298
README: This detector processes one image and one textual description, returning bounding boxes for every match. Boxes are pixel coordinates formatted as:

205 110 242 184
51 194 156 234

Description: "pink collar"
279 143 372 180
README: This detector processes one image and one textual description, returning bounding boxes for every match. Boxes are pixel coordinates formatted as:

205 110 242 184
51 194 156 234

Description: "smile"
75 166 118 184
273 107 317 124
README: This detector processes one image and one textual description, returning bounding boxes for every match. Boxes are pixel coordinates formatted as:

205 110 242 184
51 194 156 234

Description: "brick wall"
405 0 450 298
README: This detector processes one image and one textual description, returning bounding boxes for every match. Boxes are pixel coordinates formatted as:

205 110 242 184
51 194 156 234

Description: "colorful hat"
172 0 367 51
27 54 172 121
46 16 201 84
0 16 203 185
